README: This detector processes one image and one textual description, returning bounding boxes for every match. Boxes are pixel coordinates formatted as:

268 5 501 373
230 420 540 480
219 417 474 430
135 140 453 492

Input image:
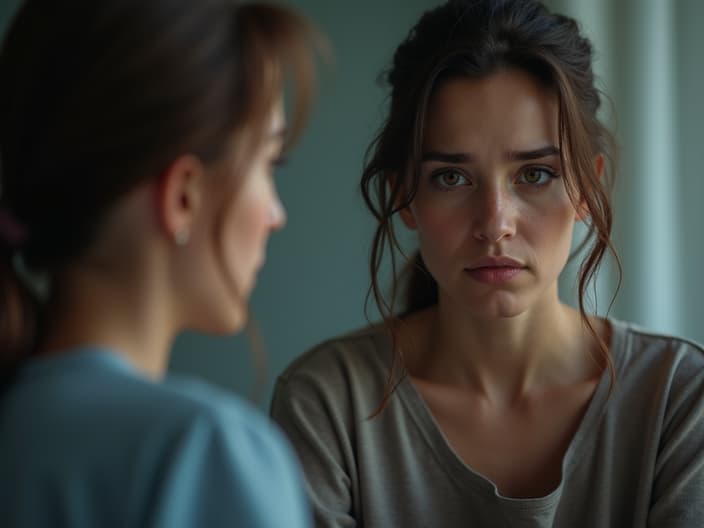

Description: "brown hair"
361 0 620 411
0 0 318 378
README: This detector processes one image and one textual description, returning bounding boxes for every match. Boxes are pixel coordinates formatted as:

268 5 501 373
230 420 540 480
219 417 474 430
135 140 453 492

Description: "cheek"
412 195 468 249
226 172 272 253
410 198 471 282
524 197 576 259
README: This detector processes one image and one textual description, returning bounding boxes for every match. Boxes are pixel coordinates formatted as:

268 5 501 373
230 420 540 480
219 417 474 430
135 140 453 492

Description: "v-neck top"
272 319 704 527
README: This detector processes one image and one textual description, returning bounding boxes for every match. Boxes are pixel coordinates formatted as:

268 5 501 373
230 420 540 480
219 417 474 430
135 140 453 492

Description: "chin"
209 319 247 337
189 303 248 336
466 292 529 319
474 307 527 320
221 309 249 335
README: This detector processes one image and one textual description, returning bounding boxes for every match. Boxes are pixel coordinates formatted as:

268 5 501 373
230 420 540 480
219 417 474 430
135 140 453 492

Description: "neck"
404 295 601 405
40 255 176 379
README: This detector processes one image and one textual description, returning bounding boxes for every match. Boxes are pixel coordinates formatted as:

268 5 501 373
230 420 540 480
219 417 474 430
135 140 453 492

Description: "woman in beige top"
272 0 704 526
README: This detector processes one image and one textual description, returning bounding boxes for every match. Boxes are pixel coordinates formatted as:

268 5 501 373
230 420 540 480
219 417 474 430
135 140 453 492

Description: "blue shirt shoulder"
0 349 310 528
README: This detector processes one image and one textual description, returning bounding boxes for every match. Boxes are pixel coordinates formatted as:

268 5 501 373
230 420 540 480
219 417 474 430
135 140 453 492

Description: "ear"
575 154 604 222
156 154 206 244
399 205 418 230
388 172 418 230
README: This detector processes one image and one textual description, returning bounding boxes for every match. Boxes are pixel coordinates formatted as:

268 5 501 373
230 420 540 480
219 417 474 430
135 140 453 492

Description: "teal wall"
0 0 22 35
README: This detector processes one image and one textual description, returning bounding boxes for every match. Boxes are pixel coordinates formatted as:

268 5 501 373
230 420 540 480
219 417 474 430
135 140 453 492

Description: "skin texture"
40 104 286 377
397 69 606 498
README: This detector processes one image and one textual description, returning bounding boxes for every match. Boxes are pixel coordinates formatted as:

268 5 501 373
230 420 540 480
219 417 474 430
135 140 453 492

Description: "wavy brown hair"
0 0 319 380
361 0 621 412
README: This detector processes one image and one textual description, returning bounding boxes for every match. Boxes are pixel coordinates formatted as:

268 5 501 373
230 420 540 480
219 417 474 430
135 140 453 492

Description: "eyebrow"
422 151 472 163
421 145 560 163
506 145 560 161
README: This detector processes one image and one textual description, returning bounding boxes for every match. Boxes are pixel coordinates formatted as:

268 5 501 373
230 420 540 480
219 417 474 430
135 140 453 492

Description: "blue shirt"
0 348 311 527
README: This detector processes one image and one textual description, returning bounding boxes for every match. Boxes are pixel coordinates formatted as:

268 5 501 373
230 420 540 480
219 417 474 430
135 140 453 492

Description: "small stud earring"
174 229 190 246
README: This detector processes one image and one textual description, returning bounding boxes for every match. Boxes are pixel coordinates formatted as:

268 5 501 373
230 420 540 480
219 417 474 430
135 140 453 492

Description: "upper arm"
271 377 358 528
648 361 704 527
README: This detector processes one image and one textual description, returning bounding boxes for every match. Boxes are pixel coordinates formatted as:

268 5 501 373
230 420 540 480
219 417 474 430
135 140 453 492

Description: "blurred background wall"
2 0 703 408
548 0 704 341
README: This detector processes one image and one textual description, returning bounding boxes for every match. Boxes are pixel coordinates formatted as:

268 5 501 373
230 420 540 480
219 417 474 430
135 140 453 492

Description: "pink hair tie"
0 208 28 248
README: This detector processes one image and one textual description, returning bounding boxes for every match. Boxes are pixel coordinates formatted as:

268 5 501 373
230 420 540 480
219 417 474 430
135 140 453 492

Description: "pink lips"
465 256 526 285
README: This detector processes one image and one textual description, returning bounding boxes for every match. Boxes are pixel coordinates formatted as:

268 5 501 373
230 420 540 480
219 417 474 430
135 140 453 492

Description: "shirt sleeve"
145 405 312 528
648 356 704 527
271 376 358 528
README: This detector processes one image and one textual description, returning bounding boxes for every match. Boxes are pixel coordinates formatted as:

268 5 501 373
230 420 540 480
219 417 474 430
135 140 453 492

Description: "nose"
472 182 516 242
269 190 286 231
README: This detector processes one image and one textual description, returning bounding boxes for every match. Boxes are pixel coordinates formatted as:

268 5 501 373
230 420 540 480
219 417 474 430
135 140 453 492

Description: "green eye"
432 169 470 189
518 167 555 185
442 172 460 185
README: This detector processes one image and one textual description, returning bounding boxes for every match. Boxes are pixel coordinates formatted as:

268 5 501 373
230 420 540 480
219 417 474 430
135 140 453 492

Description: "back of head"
0 0 316 373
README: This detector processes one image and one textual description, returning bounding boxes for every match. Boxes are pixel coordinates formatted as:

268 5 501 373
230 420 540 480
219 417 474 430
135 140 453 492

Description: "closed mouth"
466 255 525 270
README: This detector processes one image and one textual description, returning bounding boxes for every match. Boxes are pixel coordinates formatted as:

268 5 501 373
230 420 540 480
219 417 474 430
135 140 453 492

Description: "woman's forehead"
423 71 559 155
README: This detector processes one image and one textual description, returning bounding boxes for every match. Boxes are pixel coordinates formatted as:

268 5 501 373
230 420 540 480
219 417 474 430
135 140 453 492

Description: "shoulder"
145 378 310 526
611 318 704 376
74 356 291 456
610 319 704 415
163 376 296 468
272 324 393 424
277 323 391 388
609 321 704 515
117 371 305 492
